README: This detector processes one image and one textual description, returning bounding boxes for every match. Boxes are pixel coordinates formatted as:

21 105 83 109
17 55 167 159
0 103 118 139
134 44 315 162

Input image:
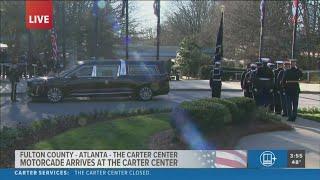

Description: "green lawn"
298 107 320 123
298 113 320 122
33 113 171 150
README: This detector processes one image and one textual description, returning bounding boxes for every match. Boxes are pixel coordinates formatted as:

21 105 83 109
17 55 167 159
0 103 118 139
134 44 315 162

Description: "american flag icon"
193 150 247 168
214 150 247 168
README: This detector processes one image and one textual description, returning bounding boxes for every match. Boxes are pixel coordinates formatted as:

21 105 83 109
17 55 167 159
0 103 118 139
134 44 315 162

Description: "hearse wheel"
138 86 153 101
47 88 63 103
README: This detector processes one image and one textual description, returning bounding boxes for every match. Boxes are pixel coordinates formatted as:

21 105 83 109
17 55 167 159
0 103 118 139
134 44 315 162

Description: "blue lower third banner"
0 169 319 180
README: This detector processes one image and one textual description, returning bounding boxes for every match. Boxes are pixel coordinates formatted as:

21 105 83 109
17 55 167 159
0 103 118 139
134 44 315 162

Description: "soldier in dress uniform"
256 61 262 69
273 61 284 114
277 61 290 116
241 64 251 97
8 59 21 102
267 62 276 112
243 63 257 98
210 62 223 98
252 58 274 107
281 59 303 122
251 61 261 103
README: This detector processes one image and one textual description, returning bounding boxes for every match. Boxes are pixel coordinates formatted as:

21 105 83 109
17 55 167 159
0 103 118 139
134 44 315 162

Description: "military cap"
275 61 283 64
215 62 221 65
261 58 271 62
267 63 275 67
250 63 257 67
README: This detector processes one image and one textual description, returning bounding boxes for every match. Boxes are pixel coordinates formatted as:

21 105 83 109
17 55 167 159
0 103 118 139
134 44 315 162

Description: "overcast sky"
131 0 172 31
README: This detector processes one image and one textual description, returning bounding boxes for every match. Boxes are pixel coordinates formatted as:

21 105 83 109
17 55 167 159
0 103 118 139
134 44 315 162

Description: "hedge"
0 107 172 167
179 99 232 132
198 98 241 123
172 97 257 135
227 97 256 122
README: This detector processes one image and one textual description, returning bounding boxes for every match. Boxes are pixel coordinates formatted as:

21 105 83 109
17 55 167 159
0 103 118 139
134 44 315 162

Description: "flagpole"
61 0 66 67
156 0 160 60
125 0 129 60
258 21 264 61
94 13 98 59
258 0 265 62
291 0 299 59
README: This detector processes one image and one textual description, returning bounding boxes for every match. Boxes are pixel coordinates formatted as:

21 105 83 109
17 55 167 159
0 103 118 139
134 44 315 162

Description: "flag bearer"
210 62 223 98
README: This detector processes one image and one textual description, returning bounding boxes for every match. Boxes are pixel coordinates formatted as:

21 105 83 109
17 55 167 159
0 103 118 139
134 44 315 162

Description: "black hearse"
27 59 170 102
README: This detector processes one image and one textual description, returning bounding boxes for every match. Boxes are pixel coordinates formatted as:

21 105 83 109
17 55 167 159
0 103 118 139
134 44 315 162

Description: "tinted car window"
128 65 159 75
72 66 93 77
59 65 78 77
96 65 119 77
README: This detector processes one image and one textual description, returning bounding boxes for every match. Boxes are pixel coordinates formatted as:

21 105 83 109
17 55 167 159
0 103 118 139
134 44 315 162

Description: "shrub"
179 99 232 132
198 98 241 124
298 107 320 114
227 97 256 122
255 107 282 122
198 65 212 79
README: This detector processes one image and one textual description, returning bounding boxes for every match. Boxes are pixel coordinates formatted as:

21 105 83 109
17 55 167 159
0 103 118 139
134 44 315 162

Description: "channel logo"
248 150 287 168
25 0 53 29
260 151 277 167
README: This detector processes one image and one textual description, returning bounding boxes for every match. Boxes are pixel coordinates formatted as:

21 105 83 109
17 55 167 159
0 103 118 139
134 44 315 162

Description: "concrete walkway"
170 80 320 93
0 80 27 94
1 79 319 94
236 117 320 168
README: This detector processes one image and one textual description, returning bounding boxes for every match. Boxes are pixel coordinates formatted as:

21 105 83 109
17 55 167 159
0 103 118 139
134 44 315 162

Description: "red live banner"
25 0 53 29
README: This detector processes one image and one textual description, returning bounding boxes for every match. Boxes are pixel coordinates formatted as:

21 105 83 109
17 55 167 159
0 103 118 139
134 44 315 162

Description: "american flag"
50 28 58 62
292 0 299 25
260 0 265 22
214 150 247 168
121 0 127 18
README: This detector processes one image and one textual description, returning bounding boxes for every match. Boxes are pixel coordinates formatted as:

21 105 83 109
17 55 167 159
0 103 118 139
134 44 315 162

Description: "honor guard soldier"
8 59 21 102
243 63 257 98
277 61 290 116
267 62 276 70
273 61 284 114
251 61 261 102
241 64 251 97
210 62 223 98
252 58 274 107
267 62 276 112
281 59 303 122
